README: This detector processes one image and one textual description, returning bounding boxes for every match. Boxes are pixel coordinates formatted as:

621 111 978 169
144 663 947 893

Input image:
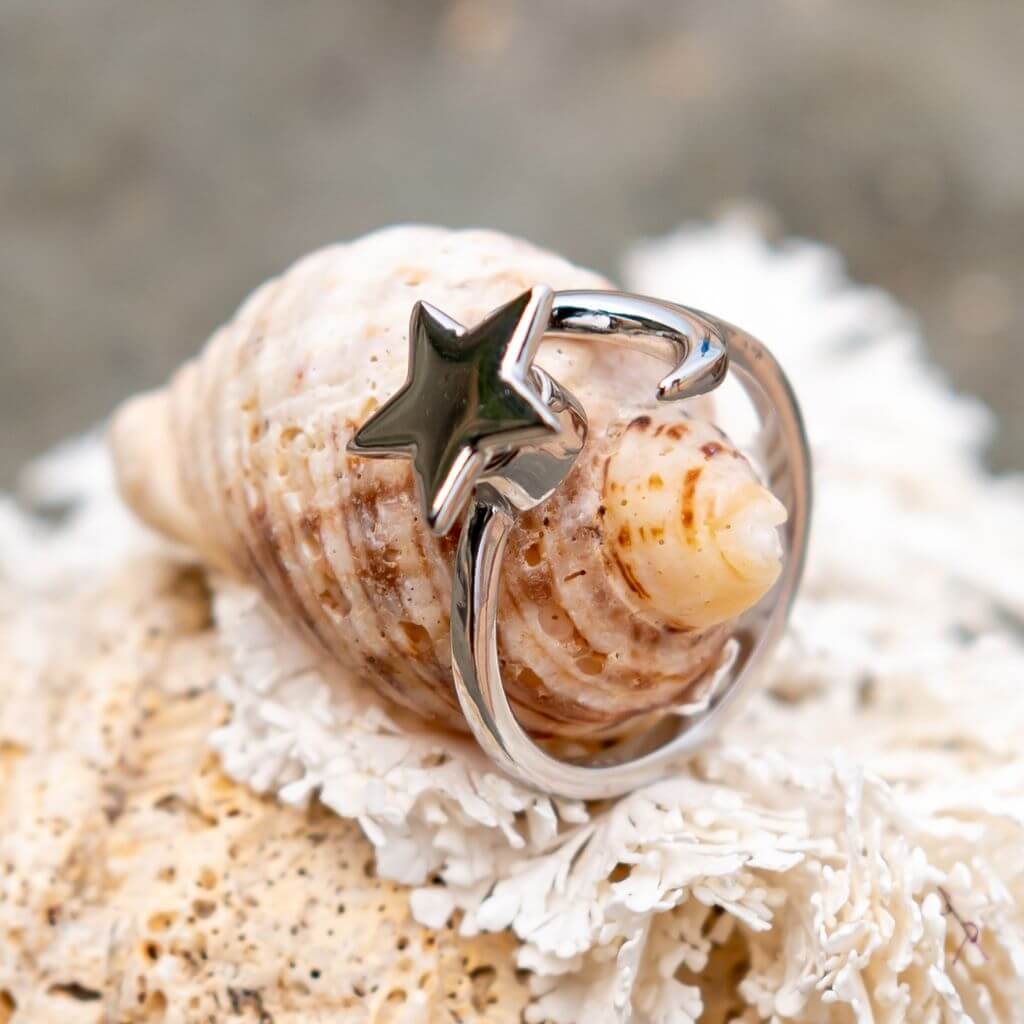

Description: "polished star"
348 286 560 535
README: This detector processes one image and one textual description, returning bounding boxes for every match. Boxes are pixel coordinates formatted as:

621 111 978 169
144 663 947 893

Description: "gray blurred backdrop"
2 0 1022 486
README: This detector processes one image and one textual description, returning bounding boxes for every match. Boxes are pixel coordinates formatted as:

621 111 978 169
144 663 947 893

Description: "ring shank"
449 293 811 799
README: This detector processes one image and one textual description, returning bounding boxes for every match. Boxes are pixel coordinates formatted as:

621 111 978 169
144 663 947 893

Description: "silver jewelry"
349 285 811 798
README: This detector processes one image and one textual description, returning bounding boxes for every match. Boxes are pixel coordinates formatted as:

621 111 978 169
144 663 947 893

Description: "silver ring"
349 286 811 798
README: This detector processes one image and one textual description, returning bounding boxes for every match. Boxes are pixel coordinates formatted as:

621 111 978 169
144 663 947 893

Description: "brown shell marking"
682 466 702 543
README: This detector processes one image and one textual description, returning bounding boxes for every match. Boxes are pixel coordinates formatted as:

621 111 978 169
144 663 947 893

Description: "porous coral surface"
0 556 525 1022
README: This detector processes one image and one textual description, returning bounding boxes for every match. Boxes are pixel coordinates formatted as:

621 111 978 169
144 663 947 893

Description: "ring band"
350 287 811 798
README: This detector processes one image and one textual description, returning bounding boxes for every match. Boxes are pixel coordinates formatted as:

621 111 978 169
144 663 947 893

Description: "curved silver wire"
449 292 812 799
548 290 730 400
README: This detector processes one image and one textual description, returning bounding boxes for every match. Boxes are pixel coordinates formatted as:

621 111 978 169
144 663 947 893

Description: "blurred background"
2 0 1021 486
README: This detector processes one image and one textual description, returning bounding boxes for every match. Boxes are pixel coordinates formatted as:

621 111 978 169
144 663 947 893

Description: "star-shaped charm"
348 286 561 535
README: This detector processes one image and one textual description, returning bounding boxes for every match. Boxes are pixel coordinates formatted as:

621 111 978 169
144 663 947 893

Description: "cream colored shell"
603 416 785 631
111 226 785 737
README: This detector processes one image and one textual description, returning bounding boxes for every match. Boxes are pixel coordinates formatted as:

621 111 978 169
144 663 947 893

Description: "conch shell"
111 226 786 737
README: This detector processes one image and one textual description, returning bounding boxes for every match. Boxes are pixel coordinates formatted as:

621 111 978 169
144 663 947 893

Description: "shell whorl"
111 226 785 737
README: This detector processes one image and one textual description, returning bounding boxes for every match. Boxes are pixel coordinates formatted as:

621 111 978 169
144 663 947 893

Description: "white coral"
7 219 1024 1022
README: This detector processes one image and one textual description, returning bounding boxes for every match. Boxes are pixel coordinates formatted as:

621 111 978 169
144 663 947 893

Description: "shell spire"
110 226 786 737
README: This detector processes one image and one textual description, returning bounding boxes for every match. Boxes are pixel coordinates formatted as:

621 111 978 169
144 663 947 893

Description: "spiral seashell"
111 226 786 737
